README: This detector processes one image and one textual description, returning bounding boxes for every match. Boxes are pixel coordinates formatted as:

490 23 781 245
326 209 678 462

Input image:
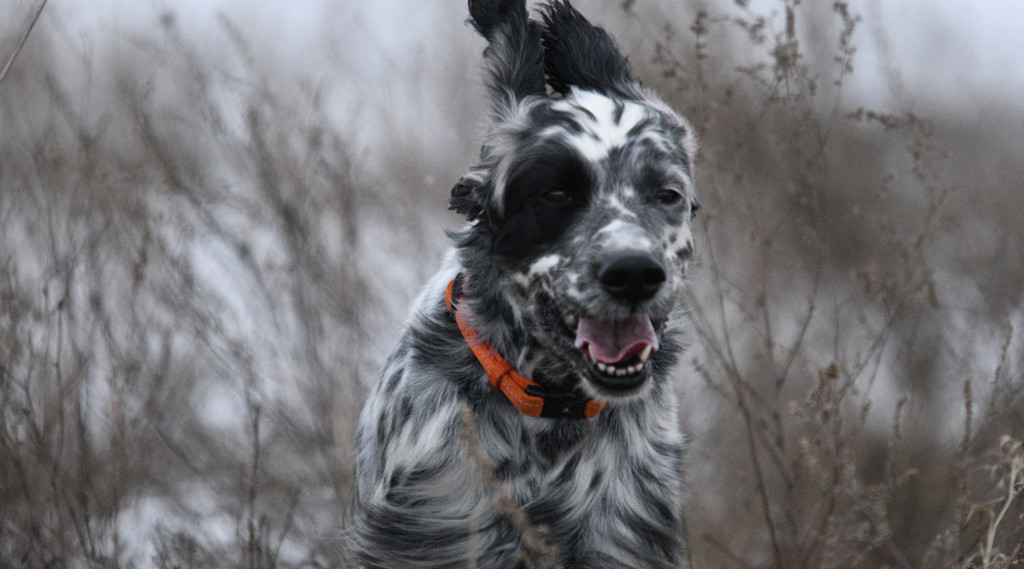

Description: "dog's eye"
543 188 572 205
655 188 684 206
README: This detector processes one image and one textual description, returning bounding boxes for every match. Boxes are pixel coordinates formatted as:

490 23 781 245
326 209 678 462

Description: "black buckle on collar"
524 384 592 420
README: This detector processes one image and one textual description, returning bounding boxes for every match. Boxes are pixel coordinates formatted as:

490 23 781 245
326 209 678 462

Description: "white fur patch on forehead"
553 89 649 162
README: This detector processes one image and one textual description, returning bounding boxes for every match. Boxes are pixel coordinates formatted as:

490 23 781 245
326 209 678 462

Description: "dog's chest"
484 411 673 518
498 427 591 498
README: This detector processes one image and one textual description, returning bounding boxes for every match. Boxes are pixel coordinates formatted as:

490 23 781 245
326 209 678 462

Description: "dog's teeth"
616 368 627 377
639 345 653 362
588 344 597 363
596 362 608 373
627 365 639 375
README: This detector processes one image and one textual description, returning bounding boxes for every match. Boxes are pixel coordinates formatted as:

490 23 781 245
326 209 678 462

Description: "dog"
350 1 699 567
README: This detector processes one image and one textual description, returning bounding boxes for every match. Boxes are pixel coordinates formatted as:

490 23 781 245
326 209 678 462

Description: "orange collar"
445 274 606 420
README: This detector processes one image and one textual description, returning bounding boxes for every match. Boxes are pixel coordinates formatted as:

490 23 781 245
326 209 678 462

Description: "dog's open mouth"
569 314 659 391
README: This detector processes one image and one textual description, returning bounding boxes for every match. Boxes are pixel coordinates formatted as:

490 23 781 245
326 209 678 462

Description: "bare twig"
0 0 48 86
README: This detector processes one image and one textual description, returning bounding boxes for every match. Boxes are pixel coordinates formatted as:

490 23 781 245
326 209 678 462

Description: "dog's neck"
447 270 606 420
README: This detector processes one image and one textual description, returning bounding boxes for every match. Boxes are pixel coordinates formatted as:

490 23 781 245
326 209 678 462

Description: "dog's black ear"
449 168 488 221
540 0 641 98
468 0 547 116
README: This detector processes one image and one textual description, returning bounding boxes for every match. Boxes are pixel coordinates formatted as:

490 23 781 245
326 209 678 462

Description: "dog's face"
455 0 698 400
490 90 698 400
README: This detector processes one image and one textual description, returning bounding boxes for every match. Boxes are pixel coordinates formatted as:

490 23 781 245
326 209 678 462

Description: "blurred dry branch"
1 1 1022 568
629 2 1024 568
0 10 411 567
0 0 48 86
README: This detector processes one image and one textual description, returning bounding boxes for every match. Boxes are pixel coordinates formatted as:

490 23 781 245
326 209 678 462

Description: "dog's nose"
598 253 666 303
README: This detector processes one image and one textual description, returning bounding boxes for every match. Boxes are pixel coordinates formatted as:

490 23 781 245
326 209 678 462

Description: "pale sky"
16 0 1024 117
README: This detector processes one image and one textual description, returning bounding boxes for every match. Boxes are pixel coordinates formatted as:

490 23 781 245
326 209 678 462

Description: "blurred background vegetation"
1 0 1021 567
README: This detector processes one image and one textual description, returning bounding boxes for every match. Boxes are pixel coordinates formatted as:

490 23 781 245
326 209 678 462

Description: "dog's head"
453 0 699 401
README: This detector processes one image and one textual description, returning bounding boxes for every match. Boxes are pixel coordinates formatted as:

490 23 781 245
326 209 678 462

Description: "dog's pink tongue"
574 316 658 364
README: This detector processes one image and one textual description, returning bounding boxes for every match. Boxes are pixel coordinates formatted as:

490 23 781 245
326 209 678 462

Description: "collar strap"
445 273 606 420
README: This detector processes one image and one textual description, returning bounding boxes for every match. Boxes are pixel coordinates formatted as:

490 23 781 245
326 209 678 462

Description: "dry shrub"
0 10 420 567
617 1 1024 567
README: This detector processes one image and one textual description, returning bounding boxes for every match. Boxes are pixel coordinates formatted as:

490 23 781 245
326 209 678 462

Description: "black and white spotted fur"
351 1 699 567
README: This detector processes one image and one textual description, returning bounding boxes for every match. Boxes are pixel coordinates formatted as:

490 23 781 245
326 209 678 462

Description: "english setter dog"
351 0 699 567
